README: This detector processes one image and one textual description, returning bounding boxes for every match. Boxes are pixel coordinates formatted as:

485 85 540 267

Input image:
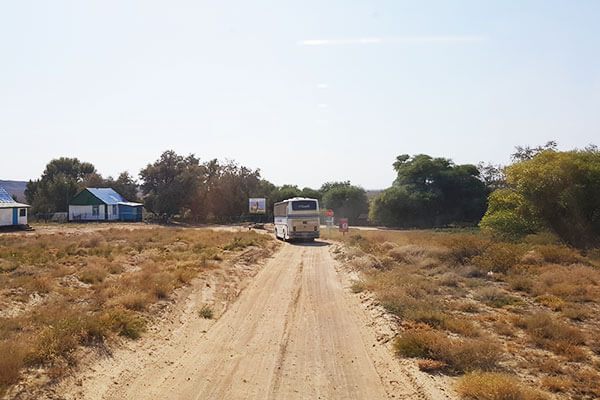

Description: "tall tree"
108 172 140 202
371 154 487 227
25 157 98 213
139 150 204 220
483 147 600 247
320 181 369 225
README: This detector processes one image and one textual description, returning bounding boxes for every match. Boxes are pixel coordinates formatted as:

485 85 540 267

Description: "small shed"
0 186 30 227
68 188 143 222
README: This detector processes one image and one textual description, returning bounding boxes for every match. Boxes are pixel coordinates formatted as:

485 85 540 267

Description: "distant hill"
0 180 27 202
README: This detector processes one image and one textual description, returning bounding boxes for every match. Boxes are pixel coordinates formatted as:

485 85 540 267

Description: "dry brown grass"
325 228 600 399
394 329 503 373
457 372 549 400
0 226 271 396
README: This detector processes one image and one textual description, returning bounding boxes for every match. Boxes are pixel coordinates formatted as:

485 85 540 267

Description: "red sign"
339 218 349 233
325 209 334 217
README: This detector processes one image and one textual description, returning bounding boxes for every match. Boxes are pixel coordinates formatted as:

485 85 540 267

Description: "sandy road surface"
66 241 453 400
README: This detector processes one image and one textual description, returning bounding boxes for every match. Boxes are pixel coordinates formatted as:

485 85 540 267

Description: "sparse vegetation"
0 226 270 396
457 372 549 400
327 228 600 399
199 305 214 319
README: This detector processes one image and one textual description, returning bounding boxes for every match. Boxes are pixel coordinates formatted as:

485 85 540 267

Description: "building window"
112 205 118 215
19 208 26 217
92 205 99 216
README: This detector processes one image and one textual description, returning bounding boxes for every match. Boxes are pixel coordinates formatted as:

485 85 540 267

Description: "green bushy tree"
25 157 97 213
320 181 368 225
371 154 488 228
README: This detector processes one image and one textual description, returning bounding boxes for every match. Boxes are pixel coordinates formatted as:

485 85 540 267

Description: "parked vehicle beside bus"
273 197 320 241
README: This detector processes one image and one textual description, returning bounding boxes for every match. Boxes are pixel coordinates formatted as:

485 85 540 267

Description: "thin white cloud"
317 83 329 89
317 103 329 109
298 35 487 46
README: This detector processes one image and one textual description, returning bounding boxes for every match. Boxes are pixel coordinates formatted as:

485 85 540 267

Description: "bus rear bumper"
288 231 320 239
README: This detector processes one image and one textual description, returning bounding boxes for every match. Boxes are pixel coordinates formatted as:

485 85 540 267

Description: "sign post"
339 218 349 235
324 209 334 235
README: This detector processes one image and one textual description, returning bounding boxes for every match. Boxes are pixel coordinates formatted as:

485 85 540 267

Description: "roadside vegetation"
25 153 368 224
0 227 271 396
326 229 600 399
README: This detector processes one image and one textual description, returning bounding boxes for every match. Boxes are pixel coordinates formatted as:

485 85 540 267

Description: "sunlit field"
0 227 271 396
324 229 600 400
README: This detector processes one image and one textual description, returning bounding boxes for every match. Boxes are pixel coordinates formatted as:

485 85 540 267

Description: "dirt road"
64 241 453 400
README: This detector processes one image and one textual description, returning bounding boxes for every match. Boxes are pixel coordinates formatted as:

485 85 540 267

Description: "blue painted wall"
118 204 143 222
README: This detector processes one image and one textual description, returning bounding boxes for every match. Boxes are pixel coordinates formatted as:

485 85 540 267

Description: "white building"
0 186 30 227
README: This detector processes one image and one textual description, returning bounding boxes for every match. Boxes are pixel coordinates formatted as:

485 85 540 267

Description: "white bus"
273 197 320 241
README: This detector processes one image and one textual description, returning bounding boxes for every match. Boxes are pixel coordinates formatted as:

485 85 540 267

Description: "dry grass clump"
534 244 581 265
0 227 271 396
387 244 447 265
530 264 600 302
471 243 524 273
394 329 503 373
475 287 521 308
514 312 586 353
457 372 549 400
199 305 214 319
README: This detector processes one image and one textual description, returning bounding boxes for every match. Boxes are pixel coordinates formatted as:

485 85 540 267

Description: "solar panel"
0 186 15 203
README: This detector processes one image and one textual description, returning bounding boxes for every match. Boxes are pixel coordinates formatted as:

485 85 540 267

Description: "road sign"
325 209 334 217
339 218 349 233
249 198 266 214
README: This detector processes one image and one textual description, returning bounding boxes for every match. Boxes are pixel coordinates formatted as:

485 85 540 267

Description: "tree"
320 181 369 225
479 189 541 240
25 157 98 213
198 159 265 222
139 151 204 220
108 172 140 202
477 162 506 191
269 185 303 205
506 149 600 247
511 140 557 162
370 154 488 227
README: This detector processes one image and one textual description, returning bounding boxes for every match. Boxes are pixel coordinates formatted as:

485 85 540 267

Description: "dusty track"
62 241 454 400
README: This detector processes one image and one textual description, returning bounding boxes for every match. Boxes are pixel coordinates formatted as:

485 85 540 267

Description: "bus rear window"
292 201 317 211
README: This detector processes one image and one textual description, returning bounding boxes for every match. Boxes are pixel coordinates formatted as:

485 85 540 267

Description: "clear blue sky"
1 1 599 189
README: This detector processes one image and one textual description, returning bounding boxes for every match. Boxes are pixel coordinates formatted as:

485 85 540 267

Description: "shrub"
440 235 489 265
78 266 108 284
101 308 146 339
394 330 503 373
534 294 565 311
223 235 259 251
471 243 523 273
540 376 575 393
117 292 150 311
534 245 581 265
561 304 590 321
517 312 585 349
480 189 542 241
507 275 534 292
457 372 549 400
350 281 365 293
199 305 214 319
0 340 29 394
475 287 520 308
